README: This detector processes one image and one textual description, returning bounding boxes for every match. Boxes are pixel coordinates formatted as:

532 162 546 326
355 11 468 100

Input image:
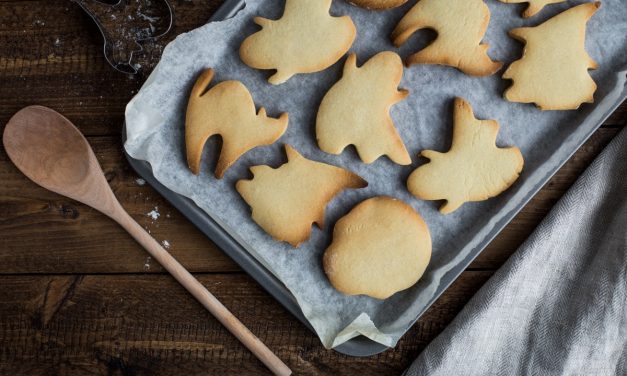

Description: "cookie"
502 2 599 110
236 145 367 247
348 0 408 10
239 0 356 85
391 0 502 76
499 0 566 18
185 68 288 178
323 196 431 300
407 98 523 214
316 52 411 165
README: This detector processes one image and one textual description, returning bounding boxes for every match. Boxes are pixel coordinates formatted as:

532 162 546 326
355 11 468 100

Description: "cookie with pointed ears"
316 52 411 165
239 0 356 85
323 196 431 300
407 98 523 214
502 2 600 110
185 68 288 178
391 0 502 76
236 145 367 247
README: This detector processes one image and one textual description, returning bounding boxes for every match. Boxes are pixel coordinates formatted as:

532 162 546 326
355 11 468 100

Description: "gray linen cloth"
405 127 627 376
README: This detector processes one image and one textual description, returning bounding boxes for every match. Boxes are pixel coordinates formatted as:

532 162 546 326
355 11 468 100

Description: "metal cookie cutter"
73 0 174 74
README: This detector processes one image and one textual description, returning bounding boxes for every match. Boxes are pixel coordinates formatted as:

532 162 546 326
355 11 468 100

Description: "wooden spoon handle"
109 206 291 376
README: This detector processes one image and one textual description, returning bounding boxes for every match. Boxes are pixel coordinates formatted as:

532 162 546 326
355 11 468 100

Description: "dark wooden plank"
0 135 239 273
0 271 492 375
0 0 224 137
0 127 620 274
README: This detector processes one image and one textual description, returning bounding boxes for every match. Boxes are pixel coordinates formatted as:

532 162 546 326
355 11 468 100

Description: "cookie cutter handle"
72 0 174 74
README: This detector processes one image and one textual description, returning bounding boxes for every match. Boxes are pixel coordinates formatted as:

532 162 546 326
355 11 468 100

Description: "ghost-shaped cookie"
185 69 288 178
316 52 411 165
502 2 599 110
236 145 367 247
239 0 356 85
323 196 431 300
407 98 524 214
391 0 502 76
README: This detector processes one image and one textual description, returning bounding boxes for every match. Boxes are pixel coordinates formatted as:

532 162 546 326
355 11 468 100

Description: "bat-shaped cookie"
236 145 367 246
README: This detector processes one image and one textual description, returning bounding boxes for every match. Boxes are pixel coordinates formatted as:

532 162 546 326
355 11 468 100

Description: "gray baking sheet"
124 0 627 349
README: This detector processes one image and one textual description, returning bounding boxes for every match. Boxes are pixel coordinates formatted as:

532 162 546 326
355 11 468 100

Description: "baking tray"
124 0 388 356
123 0 627 357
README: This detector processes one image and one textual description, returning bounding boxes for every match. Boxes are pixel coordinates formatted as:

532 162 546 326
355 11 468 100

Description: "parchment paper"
124 0 627 349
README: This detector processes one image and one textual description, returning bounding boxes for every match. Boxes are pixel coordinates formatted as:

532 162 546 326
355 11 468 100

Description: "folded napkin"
405 126 627 376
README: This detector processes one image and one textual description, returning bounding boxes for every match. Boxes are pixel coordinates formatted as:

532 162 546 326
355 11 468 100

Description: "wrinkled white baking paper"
125 0 627 349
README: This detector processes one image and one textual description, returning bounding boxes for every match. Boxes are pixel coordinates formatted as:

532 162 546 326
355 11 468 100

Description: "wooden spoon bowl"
3 106 114 212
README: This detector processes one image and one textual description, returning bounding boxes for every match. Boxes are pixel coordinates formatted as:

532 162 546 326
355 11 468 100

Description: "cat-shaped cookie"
185 69 288 178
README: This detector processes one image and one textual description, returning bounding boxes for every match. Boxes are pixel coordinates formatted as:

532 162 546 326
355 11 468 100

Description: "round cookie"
348 0 408 10
323 196 431 299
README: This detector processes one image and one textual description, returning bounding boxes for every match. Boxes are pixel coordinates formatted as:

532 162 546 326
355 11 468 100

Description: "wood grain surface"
0 0 625 375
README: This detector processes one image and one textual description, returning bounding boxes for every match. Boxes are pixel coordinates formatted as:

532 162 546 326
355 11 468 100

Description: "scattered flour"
161 240 170 249
137 12 160 23
146 206 160 220
143 256 151 270
135 178 146 186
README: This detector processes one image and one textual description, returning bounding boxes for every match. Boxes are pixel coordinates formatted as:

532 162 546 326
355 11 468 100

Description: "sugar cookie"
348 0 408 10
391 0 502 76
499 0 566 18
316 52 411 165
407 98 523 214
236 145 367 247
185 69 288 178
323 196 431 300
239 0 356 85
503 2 599 110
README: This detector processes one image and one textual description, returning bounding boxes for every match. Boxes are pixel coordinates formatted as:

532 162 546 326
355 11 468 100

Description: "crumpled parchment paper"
124 0 627 349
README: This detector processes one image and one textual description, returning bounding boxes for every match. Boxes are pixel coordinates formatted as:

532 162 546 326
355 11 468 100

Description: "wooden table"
0 1 624 374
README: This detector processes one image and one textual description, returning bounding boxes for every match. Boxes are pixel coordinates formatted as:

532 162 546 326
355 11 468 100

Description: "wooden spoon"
3 105 291 376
